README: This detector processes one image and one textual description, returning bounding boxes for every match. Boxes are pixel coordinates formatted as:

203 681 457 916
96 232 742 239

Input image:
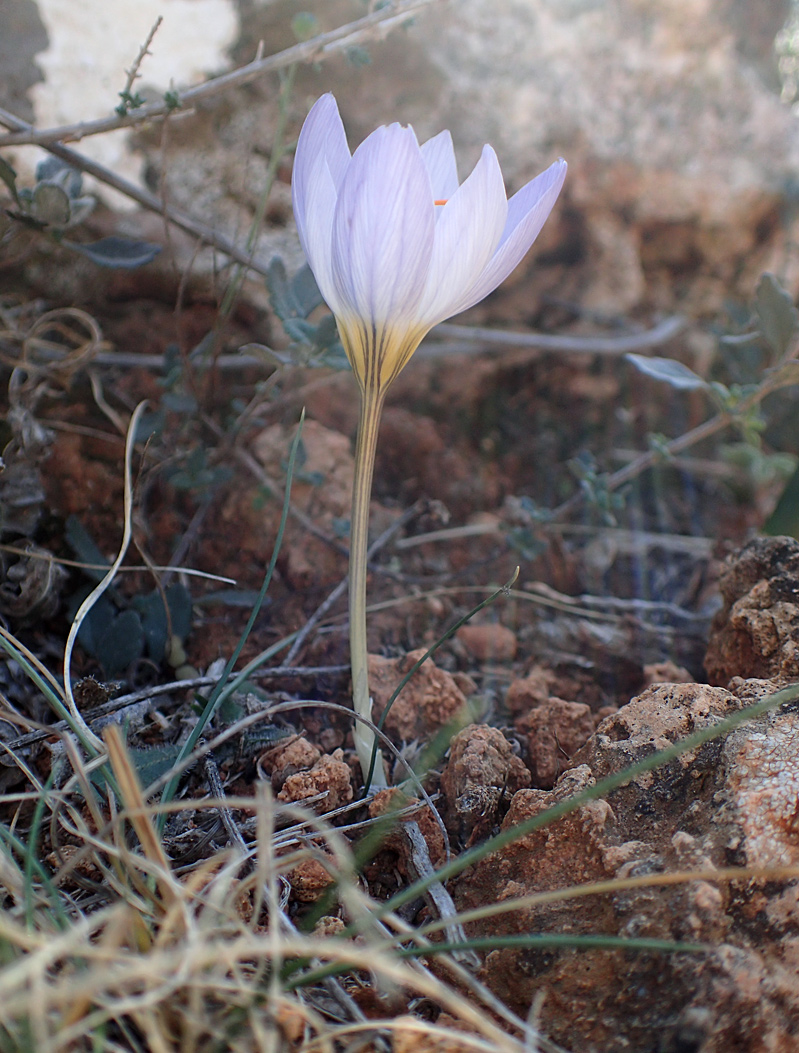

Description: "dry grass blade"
103 725 180 915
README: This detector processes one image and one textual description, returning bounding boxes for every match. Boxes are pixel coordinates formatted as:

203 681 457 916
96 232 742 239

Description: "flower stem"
349 384 388 789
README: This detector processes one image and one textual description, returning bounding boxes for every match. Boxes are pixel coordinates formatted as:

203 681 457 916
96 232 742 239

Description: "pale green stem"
350 383 389 789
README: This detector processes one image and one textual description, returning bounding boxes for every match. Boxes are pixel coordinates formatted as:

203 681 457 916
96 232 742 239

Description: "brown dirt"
2 242 799 1051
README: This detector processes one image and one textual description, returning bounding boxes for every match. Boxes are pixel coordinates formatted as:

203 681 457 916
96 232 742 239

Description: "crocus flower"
292 93 566 788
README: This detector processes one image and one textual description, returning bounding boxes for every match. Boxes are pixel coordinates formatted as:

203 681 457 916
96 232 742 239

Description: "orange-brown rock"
515 698 596 788
368 650 472 741
505 666 558 716
391 1015 483 1053
642 660 694 686
285 857 336 902
258 735 321 776
453 675 799 1053
311 915 346 938
455 623 518 663
441 724 531 845
276 749 353 812
705 535 799 686
368 787 447 873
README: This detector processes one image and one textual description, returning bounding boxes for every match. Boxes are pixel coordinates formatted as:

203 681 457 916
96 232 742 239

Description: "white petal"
331 123 435 326
292 93 350 250
415 144 508 327
296 150 342 314
420 130 459 201
453 159 567 315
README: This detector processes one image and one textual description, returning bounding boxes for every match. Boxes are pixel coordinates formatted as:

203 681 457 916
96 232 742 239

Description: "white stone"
21 0 238 204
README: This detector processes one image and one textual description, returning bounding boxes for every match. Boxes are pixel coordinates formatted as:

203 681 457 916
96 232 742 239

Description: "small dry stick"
426 315 686 357
202 749 248 853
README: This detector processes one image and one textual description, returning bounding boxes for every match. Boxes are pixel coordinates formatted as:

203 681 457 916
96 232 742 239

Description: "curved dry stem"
62 401 148 755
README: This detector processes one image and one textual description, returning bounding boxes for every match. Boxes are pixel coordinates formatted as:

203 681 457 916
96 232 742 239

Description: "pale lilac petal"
292 93 350 250
415 145 508 327
452 158 567 316
420 130 459 201
331 123 435 326
295 149 342 314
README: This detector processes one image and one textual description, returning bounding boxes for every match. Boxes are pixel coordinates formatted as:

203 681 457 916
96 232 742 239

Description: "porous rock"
285 857 336 902
368 650 472 741
452 678 799 1051
258 735 321 777
440 724 531 844
705 535 799 685
505 666 558 716
276 748 353 811
514 697 596 788
368 788 447 873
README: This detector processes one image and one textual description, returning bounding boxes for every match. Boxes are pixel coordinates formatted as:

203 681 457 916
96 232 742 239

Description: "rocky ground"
3 2 799 1048
1 264 799 1049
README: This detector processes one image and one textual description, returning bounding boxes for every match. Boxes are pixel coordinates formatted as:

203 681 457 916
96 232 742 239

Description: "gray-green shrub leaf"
755 272 799 357
626 353 708 390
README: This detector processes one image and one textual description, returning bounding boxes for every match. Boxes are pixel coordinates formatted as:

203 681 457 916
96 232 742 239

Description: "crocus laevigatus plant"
292 93 566 788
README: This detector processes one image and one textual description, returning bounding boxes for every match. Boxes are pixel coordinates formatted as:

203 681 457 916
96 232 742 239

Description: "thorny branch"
0 0 445 149
0 0 446 273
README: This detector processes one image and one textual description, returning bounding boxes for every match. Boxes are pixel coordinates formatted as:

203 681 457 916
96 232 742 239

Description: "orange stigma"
434 199 448 206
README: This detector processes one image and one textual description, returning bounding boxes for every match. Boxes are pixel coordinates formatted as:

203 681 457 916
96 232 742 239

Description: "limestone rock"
12 0 797 316
309 0 799 314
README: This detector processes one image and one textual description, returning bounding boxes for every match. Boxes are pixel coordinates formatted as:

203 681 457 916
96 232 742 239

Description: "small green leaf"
755 273 799 357
165 583 192 639
94 609 144 676
35 158 83 197
75 600 144 677
314 342 350 371
136 585 192 664
162 391 198 413
283 317 317 344
65 236 161 269
345 45 371 67
626 353 708 391
73 592 116 655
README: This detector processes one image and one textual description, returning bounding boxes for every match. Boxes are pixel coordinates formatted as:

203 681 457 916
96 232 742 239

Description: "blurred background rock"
2 0 798 320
